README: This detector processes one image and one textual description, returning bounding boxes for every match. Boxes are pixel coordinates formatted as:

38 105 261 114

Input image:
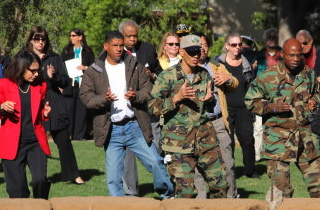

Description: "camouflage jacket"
245 63 320 161
148 63 218 154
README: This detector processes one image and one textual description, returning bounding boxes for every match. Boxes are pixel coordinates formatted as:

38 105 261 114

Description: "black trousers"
51 128 80 181
227 105 256 176
2 141 51 199
65 85 87 140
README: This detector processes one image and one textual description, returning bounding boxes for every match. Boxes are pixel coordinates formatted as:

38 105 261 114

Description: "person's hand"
47 64 55 79
0 101 16 113
105 87 118 102
173 80 196 103
274 96 291 113
77 65 88 70
307 95 317 111
163 154 172 164
213 72 231 86
252 60 258 69
201 81 213 102
124 87 136 101
145 67 156 81
43 101 51 117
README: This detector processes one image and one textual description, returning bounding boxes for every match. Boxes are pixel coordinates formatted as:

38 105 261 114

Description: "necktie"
126 49 132 55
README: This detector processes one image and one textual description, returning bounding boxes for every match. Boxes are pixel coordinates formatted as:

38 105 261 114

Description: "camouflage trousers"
166 146 228 198
266 156 320 208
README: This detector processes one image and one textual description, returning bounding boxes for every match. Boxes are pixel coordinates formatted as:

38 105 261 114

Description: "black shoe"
245 172 261 179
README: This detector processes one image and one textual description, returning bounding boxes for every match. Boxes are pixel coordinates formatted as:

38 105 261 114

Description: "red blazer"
0 78 51 160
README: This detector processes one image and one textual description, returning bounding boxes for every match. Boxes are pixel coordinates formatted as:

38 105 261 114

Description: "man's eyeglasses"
27 68 40 74
301 41 310 45
185 48 201 57
32 37 47 43
228 43 242 48
69 34 79 37
166 43 180 47
283 52 303 59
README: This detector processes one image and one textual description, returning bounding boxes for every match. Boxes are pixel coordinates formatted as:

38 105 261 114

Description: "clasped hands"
173 80 213 103
213 72 231 86
105 87 136 102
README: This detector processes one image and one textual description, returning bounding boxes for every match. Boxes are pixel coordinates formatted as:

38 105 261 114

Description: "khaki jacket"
209 61 239 132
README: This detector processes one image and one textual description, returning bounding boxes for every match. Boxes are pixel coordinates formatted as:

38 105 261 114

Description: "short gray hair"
119 19 139 34
296 29 312 40
262 28 278 40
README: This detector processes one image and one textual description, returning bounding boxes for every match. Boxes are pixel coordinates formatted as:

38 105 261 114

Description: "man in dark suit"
118 19 162 196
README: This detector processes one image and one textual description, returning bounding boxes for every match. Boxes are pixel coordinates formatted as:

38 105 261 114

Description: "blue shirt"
201 60 222 118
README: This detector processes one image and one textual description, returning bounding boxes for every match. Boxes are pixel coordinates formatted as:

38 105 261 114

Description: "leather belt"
113 117 136 126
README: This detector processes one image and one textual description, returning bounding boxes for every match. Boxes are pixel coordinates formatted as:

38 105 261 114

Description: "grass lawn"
0 140 310 199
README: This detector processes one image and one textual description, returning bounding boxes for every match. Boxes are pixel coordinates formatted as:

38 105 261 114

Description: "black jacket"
42 51 71 131
61 47 95 96
134 41 162 76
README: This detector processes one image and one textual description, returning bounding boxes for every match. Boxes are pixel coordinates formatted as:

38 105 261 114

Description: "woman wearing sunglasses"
61 29 95 141
0 50 51 198
217 33 258 179
25 26 84 185
158 32 181 70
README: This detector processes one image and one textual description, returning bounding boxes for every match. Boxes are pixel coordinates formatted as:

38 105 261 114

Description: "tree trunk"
277 0 311 46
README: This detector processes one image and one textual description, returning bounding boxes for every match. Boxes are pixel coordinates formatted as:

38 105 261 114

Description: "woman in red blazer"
0 50 51 199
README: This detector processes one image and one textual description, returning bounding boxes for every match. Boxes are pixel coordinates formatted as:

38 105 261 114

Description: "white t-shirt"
169 56 180 67
105 60 134 122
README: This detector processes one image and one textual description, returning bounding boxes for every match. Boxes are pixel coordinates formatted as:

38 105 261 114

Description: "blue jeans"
105 120 173 197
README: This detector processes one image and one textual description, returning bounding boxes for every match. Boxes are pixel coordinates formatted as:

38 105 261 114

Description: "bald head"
282 38 303 74
283 38 302 53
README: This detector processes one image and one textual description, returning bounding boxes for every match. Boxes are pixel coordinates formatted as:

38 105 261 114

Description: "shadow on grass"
49 169 104 183
237 188 265 198
235 163 267 179
139 183 155 197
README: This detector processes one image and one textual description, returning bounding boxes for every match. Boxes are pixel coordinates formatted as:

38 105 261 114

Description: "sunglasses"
166 43 180 47
228 43 242 48
32 37 47 43
69 34 79 37
283 52 303 59
301 41 310 45
27 68 40 74
185 48 201 57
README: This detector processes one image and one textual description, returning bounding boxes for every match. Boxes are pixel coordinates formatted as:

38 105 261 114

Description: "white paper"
64 58 83 78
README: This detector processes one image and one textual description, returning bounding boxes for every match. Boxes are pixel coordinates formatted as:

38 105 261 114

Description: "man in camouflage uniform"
148 34 227 198
245 38 320 209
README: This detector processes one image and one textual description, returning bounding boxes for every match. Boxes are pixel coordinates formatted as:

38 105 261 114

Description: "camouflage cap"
180 35 201 49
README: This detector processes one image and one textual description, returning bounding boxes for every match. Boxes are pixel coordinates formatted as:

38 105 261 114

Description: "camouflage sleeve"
244 77 271 116
311 80 320 105
148 71 177 116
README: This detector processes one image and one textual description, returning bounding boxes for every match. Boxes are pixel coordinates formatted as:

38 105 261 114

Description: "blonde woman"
158 32 181 70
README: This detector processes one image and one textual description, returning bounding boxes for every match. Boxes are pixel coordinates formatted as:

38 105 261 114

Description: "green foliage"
251 0 278 31
209 36 225 58
0 0 208 56
0 0 82 55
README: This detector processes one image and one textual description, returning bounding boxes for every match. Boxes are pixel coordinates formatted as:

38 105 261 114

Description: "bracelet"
273 108 277 113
